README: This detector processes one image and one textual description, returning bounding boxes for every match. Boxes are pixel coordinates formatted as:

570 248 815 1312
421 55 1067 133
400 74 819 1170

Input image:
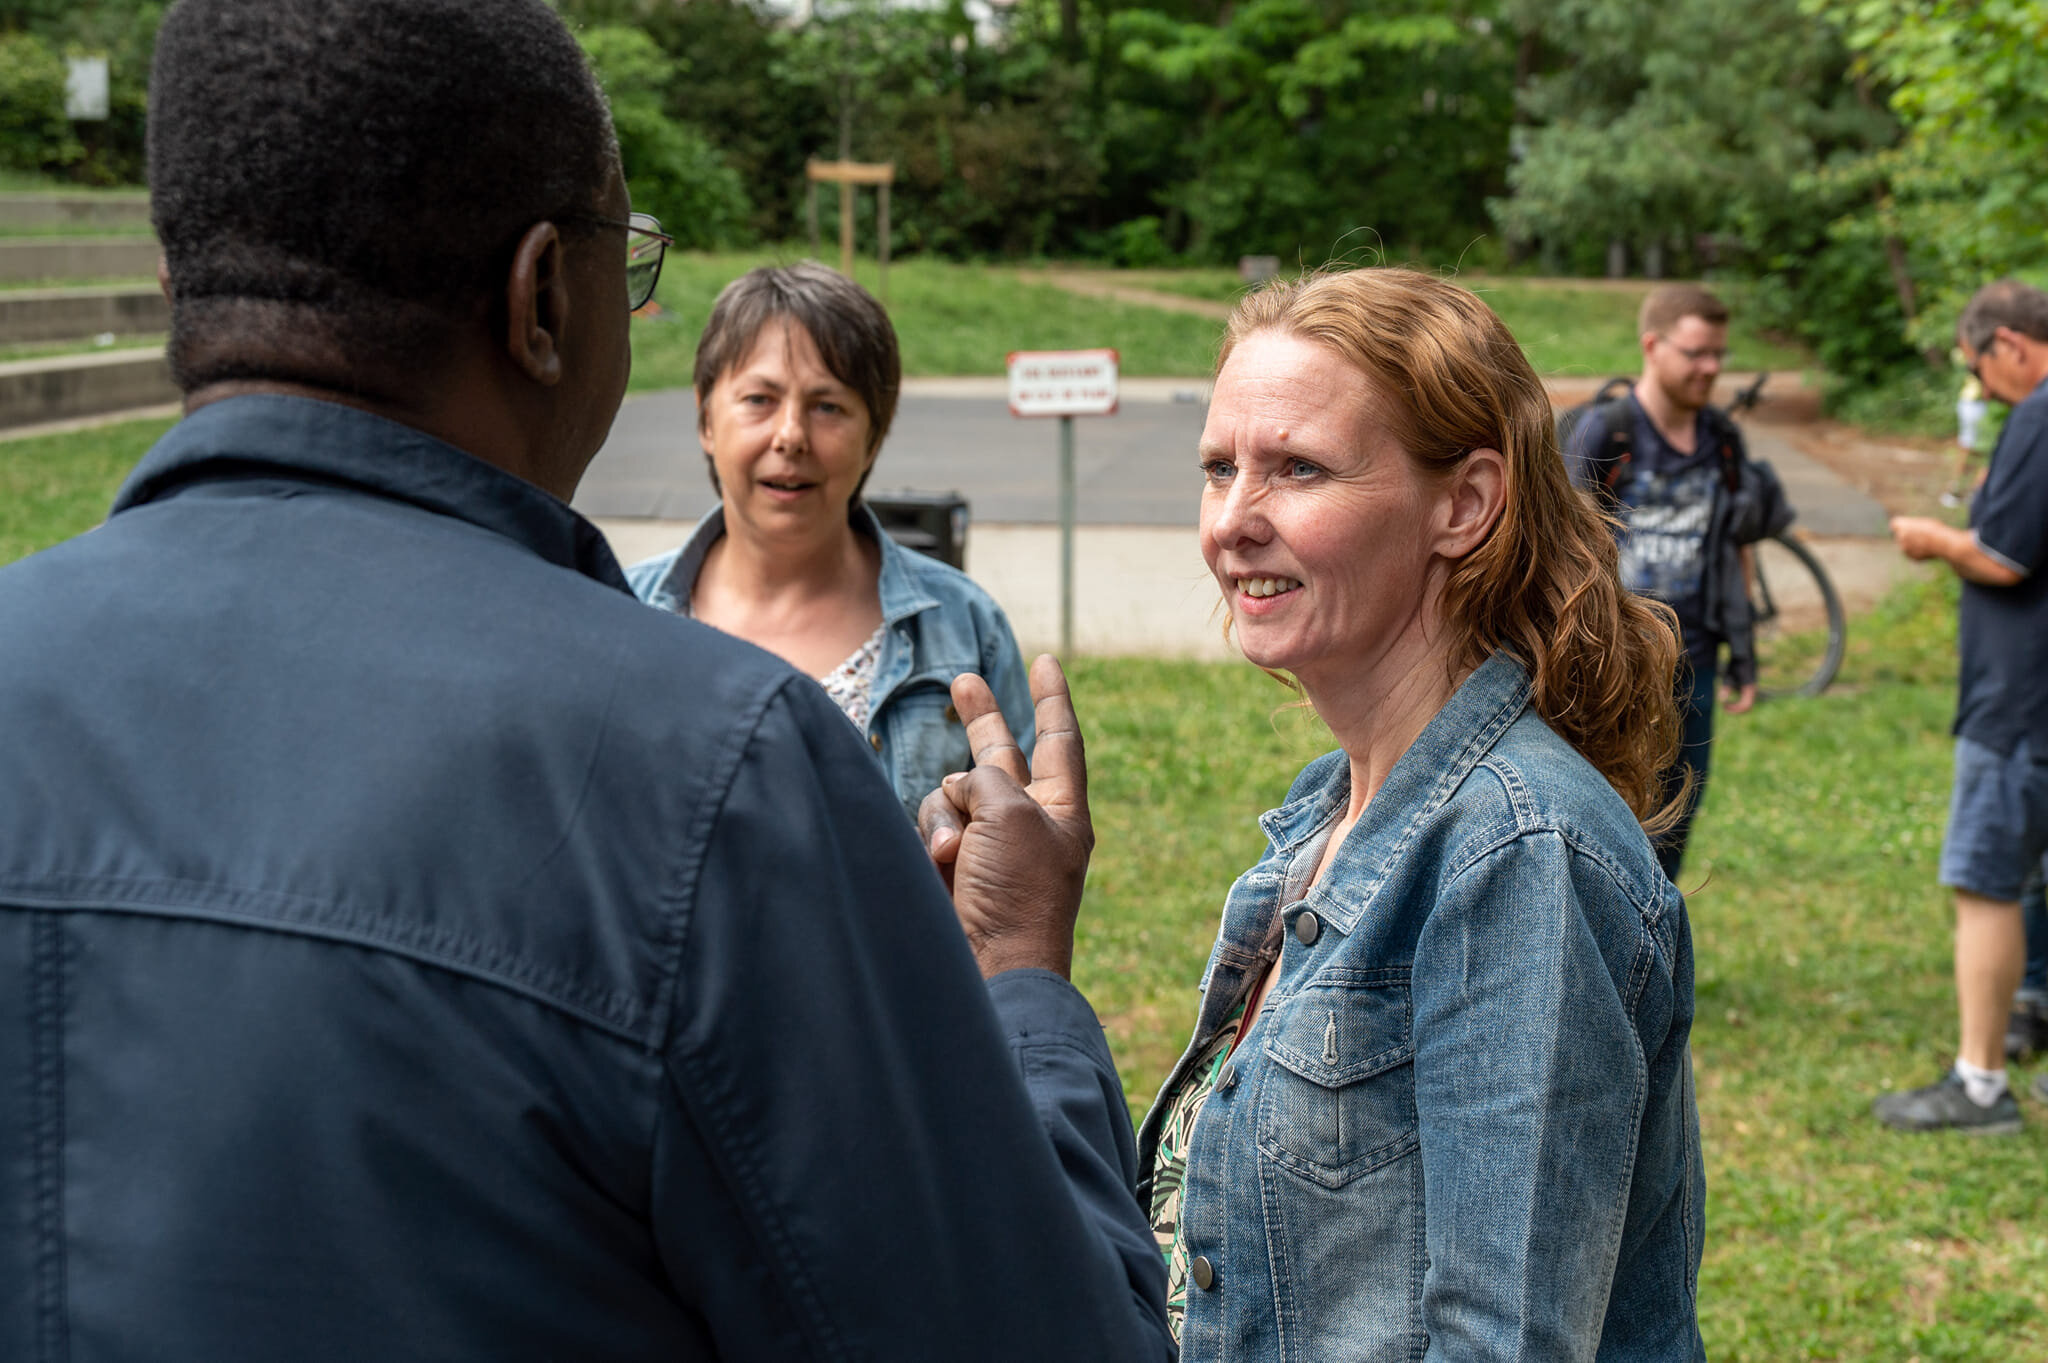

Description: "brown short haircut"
693 262 901 500
1638 285 1729 337
1958 277 2048 352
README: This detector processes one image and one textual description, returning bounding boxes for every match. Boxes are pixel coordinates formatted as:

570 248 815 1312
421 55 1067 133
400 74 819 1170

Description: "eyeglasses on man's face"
1964 334 2000 384
1656 335 1728 365
572 211 673 312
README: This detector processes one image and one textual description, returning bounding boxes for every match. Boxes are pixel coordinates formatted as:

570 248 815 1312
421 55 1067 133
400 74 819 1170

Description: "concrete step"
0 193 151 233
0 285 164 345
0 237 158 284
0 348 176 430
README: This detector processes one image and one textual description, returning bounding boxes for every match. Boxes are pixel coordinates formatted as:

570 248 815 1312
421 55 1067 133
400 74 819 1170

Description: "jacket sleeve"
1410 831 1656 1363
648 675 1169 1362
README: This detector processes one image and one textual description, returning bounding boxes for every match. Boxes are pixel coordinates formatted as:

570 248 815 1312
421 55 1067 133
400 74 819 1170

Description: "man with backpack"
1564 285 1788 881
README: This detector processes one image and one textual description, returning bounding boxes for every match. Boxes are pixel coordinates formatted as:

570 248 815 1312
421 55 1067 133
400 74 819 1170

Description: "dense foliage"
5 0 2045 421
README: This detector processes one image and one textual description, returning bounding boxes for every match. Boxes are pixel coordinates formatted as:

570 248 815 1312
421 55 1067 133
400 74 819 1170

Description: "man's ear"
504 221 567 387
1436 447 1507 561
156 253 172 302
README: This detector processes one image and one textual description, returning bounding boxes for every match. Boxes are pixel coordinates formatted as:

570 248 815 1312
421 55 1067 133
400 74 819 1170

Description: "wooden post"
877 183 890 304
806 180 819 257
838 180 854 278
804 160 896 287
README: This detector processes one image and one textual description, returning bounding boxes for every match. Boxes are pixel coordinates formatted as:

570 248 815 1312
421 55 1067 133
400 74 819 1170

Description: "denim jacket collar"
1257 652 1532 937
110 393 631 593
638 502 943 628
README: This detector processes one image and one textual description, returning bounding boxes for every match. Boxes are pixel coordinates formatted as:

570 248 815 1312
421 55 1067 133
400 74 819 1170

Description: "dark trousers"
1654 656 1717 883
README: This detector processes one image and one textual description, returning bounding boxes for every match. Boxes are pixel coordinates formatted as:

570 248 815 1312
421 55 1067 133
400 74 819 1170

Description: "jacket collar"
1258 651 1534 935
110 394 631 593
644 502 941 625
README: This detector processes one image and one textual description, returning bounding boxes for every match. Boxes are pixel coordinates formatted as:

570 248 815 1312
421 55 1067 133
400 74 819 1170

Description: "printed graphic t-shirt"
1567 393 1721 666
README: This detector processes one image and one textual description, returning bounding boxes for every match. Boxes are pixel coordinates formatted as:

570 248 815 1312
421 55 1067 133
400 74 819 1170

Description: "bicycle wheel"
1749 531 1846 699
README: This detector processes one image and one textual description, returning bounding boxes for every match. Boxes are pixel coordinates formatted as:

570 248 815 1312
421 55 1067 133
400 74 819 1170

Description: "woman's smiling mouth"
1236 576 1303 599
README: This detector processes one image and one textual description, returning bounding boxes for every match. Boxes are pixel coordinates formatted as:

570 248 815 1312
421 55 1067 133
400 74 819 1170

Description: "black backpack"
1555 377 1745 510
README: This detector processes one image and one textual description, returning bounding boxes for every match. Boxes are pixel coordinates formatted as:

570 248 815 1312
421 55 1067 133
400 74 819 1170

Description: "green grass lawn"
0 414 172 565
0 334 163 364
1071 574 2047 1360
5 402 2041 1355
1102 264 1810 377
630 250 1223 388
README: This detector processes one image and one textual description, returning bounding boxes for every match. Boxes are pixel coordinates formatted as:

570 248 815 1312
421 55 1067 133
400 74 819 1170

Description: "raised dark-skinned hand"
918 654 1094 980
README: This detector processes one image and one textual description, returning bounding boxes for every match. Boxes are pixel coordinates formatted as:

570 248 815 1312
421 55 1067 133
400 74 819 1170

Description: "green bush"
0 32 80 175
1110 216 1177 268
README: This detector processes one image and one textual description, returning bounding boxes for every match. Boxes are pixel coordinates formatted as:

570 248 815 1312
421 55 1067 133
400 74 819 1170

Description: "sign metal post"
1005 349 1119 657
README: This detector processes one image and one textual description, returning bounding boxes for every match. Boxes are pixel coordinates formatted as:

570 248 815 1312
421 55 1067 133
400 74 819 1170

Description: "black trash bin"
866 491 970 570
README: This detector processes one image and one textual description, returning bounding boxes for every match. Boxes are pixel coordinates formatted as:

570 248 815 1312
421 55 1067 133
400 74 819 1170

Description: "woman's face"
700 317 875 544
1198 330 1455 700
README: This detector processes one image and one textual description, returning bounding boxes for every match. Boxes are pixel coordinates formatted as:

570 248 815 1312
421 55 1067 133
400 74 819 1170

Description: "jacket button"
1218 1062 1236 1090
1295 911 1321 946
870 733 883 752
1190 1255 1216 1291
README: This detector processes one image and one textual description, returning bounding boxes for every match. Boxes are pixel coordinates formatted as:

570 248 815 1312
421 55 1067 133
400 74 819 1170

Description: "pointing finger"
952 671 1030 785
1024 655 1089 832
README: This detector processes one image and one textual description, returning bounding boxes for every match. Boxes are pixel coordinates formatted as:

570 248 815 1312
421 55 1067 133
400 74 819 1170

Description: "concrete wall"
0 286 165 344
0 238 159 283
0 349 176 429
0 193 152 233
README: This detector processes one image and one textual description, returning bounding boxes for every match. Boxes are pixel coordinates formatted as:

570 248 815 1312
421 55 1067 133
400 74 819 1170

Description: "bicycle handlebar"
1728 371 1769 416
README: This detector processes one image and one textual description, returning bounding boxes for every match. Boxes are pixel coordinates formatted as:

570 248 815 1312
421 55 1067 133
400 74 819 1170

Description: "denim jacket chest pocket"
1254 966 1418 1189
873 677 969 820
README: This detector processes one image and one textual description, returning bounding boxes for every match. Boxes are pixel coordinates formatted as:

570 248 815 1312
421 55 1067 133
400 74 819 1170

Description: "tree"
1809 0 2048 356
1492 0 1888 278
1107 0 1513 263
576 24 752 250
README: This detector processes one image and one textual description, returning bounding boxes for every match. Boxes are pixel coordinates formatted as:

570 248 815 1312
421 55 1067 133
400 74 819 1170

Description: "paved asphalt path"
573 379 1887 537
575 385 1219 527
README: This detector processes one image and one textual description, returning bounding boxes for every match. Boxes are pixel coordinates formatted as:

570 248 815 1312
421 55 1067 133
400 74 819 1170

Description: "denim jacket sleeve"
1410 829 1655 1361
649 674 1169 1361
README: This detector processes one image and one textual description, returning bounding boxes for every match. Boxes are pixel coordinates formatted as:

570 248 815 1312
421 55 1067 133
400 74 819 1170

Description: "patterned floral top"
816 621 889 732
1147 999 1250 1343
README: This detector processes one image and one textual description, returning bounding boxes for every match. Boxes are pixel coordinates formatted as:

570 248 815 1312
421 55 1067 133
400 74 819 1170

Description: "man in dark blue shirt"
0 2 1170 1357
1876 278 2048 1134
1567 285 1759 880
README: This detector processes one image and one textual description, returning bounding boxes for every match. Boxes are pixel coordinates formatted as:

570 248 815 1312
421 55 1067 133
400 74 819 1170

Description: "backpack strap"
1578 376 1637 498
1702 405 1746 492
1594 396 1635 492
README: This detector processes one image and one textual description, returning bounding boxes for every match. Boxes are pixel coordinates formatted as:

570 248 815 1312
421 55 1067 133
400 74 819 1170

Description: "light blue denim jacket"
1137 653 1705 1362
627 505 1035 824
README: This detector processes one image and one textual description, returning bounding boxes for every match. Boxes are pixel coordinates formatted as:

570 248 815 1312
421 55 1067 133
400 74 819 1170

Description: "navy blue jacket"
0 395 1169 1362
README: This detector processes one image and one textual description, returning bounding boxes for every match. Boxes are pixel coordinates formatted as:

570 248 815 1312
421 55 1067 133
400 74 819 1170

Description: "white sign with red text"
1007 348 1119 417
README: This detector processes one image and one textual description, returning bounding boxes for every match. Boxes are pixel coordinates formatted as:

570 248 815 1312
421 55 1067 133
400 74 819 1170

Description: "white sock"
1954 1059 2008 1107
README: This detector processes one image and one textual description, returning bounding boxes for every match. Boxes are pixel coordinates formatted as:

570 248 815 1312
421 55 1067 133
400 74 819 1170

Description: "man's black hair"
149 0 619 397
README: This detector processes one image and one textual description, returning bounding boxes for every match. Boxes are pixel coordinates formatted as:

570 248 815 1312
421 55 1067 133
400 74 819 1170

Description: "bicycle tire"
1749 531 1845 699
